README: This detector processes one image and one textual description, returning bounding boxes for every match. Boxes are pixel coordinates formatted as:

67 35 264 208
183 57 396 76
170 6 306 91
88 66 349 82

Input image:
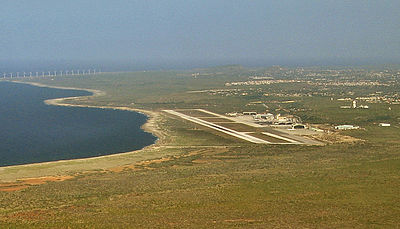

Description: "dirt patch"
136 158 171 167
0 185 29 192
8 209 54 221
107 164 139 173
107 148 225 173
0 183 18 187
312 132 363 144
20 175 74 185
0 175 75 192
187 149 208 156
224 219 260 223
192 159 222 164
106 157 172 173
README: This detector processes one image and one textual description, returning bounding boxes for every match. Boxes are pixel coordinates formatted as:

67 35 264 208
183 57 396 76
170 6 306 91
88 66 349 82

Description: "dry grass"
1 69 398 228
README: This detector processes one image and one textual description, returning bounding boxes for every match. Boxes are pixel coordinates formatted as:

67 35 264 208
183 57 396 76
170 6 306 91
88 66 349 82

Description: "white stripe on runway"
261 132 301 144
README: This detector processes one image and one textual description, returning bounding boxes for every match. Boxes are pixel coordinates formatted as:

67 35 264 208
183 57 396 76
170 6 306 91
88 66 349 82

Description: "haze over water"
0 81 156 167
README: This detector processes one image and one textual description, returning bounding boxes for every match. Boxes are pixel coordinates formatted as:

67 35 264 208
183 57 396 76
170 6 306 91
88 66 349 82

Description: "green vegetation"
0 65 399 227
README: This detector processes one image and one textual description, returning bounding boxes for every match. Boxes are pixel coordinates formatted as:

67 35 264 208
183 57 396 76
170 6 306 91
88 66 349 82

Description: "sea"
0 81 157 167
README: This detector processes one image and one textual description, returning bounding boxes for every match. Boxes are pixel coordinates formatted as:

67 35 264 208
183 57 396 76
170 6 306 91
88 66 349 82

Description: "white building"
226 112 238 117
352 100 357 109
255 113 274 121
334 125 360 130
379 123 391 127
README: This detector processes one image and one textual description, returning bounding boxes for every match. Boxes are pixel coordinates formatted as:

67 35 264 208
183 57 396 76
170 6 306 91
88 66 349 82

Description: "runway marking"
261 132 300 144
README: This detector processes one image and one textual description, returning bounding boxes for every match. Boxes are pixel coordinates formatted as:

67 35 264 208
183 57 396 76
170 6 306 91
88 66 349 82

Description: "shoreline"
0 80 165 181
12 80 163 142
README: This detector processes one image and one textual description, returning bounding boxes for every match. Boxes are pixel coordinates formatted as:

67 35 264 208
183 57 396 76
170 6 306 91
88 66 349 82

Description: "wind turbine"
54 71 57 77
36 72 39 77
29 72 32 77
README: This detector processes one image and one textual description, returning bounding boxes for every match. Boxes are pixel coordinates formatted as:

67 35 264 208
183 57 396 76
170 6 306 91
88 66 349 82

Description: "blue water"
0 81 157 167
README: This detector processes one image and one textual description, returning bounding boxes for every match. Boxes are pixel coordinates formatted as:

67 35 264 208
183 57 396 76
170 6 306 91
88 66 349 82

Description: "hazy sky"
1 0 400 68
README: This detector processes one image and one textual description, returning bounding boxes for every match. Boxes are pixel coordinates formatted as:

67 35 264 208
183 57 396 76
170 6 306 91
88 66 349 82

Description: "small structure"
292 124 306 129
243 111 257 116
255 113 274 121
352 100 357 109
226 112 238 117
334 125 360 130
340 100 369 109
379 123 391 127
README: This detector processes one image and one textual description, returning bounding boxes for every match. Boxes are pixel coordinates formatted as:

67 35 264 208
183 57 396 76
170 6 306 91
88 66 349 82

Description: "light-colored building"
255 113 274 121
379 123 391 127
334 125 360 130
226 112 238 117
352 100 357 108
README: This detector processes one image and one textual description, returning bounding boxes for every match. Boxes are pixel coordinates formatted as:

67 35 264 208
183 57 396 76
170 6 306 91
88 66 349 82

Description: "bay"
0 81 156 167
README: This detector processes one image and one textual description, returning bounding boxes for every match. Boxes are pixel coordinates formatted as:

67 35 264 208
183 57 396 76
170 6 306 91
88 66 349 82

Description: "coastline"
11 80 163 143
0 80 166 182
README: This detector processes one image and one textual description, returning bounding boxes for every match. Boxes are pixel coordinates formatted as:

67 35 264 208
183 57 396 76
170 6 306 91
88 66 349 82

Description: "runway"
163 109 303 145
